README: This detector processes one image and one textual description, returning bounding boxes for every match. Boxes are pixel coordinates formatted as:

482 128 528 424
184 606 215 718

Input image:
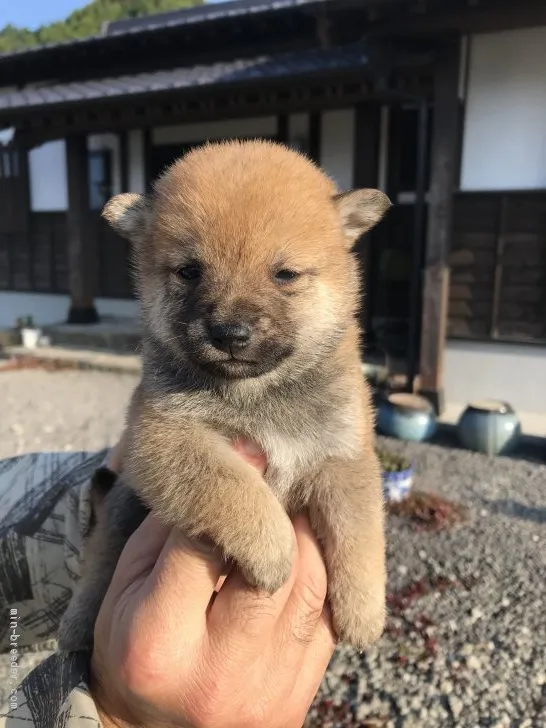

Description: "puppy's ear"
333 189 391 247
102 193 151 242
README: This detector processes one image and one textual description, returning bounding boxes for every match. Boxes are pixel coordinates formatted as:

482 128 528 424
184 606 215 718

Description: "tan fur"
58 140 389 652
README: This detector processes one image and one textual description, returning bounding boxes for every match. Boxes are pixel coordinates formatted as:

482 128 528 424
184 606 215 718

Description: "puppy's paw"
57 598 97 652
330 583 386 650
238 517 295 593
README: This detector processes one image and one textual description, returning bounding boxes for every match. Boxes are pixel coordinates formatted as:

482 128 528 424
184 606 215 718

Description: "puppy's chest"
231 397 361 498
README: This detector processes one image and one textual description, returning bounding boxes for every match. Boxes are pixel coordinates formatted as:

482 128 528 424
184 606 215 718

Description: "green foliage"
376 449 411 474
0 0 204 54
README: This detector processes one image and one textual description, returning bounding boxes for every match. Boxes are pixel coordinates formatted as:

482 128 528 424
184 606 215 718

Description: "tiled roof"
0 0 335 60
0 46 369 114
106 0 329 36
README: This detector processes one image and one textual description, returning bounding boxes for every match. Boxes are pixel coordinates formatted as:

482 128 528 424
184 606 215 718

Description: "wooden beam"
371 0 546 37
418 39 461 413
66 134 99 324
8 66 434 147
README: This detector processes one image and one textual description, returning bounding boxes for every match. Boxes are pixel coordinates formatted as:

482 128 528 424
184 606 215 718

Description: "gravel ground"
1 368 545 726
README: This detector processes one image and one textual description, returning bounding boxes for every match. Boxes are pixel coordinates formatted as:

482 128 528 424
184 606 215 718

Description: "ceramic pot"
377 393 436 442
457 400 521 456
382 463 414 502
21 327 41 350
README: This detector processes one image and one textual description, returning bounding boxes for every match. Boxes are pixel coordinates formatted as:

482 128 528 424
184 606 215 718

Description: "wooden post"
353 103 381 341
66 134 99 324
277 115 289 145
143 127 153 191
118 130 129 193
308 112 321 165
418 40 461 413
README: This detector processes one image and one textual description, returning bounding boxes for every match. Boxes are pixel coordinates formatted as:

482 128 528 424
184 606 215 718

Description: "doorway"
365 103 432 371
148 142 203 188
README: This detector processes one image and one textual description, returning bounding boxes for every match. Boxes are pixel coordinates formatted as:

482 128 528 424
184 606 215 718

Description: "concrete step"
2 345 141 374
42 317 141 354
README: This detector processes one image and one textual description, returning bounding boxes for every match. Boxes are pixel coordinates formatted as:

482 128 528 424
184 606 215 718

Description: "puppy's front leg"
126 395 294 592
308 453 386 649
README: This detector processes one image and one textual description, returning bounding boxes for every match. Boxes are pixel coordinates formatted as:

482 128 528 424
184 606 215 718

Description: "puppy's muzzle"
208 322 252 353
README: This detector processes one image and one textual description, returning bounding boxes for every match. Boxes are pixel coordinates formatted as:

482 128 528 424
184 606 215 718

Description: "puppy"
58 140 390 651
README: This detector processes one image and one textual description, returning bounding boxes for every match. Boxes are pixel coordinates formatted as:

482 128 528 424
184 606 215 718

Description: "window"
89 149 113 210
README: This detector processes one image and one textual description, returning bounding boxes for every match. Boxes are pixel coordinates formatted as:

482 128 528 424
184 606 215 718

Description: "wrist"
90 653 140 728
90 653 190 728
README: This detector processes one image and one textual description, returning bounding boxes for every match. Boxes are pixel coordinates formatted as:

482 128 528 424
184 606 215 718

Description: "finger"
140 526 226 629
106 431 127 473
208 534 297 654
294 604 336 699
231 438 267 474
108 513 171 594
277 514 329 649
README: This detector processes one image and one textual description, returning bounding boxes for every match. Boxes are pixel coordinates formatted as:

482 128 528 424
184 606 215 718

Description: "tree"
0 0 204 54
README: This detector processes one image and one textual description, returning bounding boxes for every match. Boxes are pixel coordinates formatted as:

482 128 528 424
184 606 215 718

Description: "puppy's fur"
58 140 390 651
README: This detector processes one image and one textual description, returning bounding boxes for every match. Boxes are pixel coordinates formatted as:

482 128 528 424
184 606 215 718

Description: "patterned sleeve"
0 450 109 727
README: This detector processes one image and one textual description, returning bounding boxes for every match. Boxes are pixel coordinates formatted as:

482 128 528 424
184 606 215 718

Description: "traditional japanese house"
0 0 545 414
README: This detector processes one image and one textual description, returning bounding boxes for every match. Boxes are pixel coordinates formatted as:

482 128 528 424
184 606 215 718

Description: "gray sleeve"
0 650 102 728
0 450 108 650
0 451 112 727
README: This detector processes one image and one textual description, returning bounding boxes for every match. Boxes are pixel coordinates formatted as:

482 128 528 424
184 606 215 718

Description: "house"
0 0 545 415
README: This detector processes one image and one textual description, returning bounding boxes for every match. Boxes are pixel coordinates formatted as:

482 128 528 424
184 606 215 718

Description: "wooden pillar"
118 130 129 193
353 103 381 341
277 115 289 145
66 134 99 324
143 127 153 192
308 112 321 165
418 40 461 413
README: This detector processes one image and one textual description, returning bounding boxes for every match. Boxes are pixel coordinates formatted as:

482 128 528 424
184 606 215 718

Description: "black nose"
209 322 252 352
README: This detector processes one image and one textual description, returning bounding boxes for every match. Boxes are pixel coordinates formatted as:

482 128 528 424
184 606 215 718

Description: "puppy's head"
103 141 390 382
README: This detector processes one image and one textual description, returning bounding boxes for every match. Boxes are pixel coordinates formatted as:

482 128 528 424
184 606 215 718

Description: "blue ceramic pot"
457 400 521 456
382 463 414 502
377 393 437 442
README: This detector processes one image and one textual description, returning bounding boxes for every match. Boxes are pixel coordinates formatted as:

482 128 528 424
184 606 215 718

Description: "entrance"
148 142 203 188
365 103 432 378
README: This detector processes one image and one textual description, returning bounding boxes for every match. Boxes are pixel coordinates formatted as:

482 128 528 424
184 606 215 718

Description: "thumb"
232 437 267 474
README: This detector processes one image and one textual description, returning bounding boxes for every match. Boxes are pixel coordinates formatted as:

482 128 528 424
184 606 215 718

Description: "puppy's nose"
209 322 252 352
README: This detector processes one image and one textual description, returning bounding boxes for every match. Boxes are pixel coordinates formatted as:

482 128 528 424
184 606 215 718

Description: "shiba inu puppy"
58 140 390 651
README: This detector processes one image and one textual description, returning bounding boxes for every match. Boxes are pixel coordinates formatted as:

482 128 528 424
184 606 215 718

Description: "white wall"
445 340 546 414
29 141 68 212
0 292 138 329
27 130 149 213
288 113 309 150
320 109 354 191
128 129 145 194
461 27 546 190
0 128 14 144
25 111 353 214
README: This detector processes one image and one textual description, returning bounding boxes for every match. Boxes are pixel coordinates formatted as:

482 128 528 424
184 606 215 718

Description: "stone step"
42 317 141 354
3 346 141 374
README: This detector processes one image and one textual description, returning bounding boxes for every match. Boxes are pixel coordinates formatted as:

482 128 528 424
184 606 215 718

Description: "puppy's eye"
275 269 300 282
176 264 202 281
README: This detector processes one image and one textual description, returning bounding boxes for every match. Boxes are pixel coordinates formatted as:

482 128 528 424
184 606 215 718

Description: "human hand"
92 439 335 728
